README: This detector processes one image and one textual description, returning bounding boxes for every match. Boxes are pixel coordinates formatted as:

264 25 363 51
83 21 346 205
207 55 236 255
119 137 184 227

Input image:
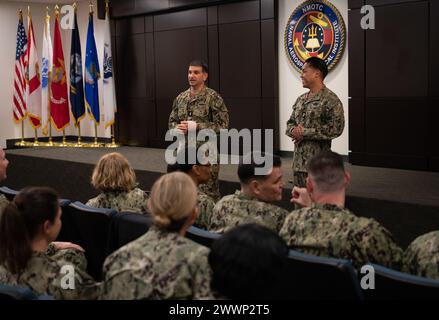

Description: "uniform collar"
305 85 327 103
185 86 209 101
310 202 345 212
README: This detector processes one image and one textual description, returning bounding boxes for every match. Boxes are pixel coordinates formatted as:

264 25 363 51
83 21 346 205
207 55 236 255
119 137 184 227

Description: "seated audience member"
86 152 149 213
167 146 215 229
0 187 101 299
403 231 439 280
280 151 403 270
209 224 288 299
0 148 10 213
101 172 212 299
210 153 288 233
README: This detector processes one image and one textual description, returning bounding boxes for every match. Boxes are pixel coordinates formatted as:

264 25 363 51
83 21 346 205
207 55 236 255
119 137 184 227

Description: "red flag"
50 14 70 131
27 14 42 128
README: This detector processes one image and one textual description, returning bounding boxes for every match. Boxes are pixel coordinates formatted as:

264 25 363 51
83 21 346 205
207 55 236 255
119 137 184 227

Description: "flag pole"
33 129 39 146
16 121 27 146
46 7 54 147
60 129 68 147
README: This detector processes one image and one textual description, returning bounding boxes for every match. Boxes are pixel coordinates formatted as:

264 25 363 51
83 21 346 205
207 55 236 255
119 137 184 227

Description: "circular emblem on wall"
284 0 346 73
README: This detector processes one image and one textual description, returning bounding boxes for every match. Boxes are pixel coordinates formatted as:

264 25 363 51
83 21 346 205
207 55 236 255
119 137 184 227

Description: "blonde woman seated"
86 152 149 213
0 187 101 299
101 172 212 299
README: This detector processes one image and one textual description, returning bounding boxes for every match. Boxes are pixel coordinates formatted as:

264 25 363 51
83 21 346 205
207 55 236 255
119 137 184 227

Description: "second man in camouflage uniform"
168 60 229 201
403 231 439 280
210 153 289 233
285 57 344 188
280 151 403 270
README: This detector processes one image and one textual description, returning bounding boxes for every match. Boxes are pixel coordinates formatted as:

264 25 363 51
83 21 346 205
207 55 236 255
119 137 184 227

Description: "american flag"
13 13 27 122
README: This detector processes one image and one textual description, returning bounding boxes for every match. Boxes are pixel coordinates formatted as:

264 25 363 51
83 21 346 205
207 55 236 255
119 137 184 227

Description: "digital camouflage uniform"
403 231 439 280
86 188 149 213
0 194 8 214
100 225 212 300
169 87 229 202
280 203 403 270
195 191 215 230
0 244 101 299
285 86 345 187
210 190 289 233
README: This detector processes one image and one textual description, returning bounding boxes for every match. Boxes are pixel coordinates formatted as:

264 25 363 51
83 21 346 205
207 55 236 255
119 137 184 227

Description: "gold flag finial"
27 5 30 18
54 4 60 17
89 1 94 14
46 6 50 20
105 0 110 16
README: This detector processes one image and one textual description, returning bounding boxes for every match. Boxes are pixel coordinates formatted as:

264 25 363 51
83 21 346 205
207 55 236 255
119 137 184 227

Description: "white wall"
0 0 109 148
278 0 349 155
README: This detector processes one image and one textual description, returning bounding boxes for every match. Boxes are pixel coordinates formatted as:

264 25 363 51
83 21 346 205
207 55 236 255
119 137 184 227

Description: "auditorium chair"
0 185 19 200
108 211 154 254
282 250 364 300
0 284 53 300
185 226 221 248
361 264 439 299
56 201 116 281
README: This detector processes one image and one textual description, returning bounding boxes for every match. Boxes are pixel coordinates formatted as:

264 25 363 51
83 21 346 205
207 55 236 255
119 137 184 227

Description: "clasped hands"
291 124 304 144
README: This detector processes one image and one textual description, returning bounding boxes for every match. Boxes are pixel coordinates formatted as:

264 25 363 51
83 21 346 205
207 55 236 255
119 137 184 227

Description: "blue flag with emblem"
70 10 85 126
85 11 100 124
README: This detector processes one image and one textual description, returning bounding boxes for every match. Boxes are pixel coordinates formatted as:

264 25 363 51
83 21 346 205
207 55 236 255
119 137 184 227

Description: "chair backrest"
0 186 19 201
185 226 221 248
0 284 53 300
56 202 116 281
282 250 363 300
108 211 154 254
361 263 439 299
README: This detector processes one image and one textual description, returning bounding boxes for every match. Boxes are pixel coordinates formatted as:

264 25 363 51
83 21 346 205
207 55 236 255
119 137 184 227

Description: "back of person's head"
0 187 60 274
306 150 346 193
209 224 288 299
0 148 9 182
167 146 204 173
148 172 198 232
237 152 281 185
189 60 208 73
305 57 328 80
91 152 137 193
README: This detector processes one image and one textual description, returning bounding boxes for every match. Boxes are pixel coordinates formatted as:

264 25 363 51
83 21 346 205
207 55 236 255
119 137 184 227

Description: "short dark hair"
189 60 208 73
306 150 345 192
209 224 288 299
166 146 206 174
237 152 281 184
305 57 328 79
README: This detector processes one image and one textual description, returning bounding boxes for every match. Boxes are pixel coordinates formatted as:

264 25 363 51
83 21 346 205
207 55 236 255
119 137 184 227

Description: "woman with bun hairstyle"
101 172 212 299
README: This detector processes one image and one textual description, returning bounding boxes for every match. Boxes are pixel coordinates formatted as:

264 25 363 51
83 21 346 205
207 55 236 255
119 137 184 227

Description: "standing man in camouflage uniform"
280 151 403 270
0 148 10 213
210 153 288 233
285 57 344 188
403 231 439 280
169 60 229 201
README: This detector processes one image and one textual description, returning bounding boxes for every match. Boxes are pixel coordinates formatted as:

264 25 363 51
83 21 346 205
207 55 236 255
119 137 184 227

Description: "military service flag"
26 13 42 128
70 9 85 126
41 11 53 135
85 11 100 124
50 11 70 130
102 4 117 129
